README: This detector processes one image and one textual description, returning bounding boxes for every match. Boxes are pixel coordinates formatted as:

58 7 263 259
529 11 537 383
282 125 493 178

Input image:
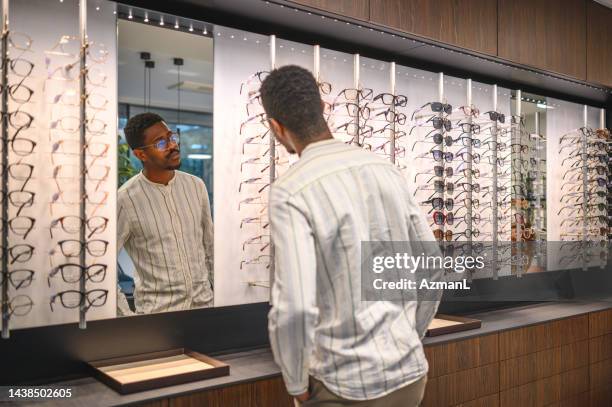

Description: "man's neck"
143 167 175 185
296 131 334 157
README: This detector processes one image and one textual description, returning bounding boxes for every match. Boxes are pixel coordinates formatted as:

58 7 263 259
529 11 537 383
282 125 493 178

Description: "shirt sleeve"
201 181 214 289
413 219 442 338
267 185 319 396
403 181 443 338
117 195 131 252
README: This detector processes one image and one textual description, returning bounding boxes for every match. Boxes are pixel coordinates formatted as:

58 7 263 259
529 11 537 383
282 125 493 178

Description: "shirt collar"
139 170 177 187
300 138 343 160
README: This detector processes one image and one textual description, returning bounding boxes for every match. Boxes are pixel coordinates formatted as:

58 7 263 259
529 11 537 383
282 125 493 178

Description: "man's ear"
132 148 147 162
268 118 284 140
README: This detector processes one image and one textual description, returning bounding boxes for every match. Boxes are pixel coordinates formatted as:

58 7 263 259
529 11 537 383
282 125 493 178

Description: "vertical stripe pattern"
117 171 214 313
268 139 441 400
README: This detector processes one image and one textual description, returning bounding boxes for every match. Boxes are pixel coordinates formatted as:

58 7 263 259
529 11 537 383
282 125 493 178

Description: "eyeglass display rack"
234 38 551 289
76 0 88 329
0 0 116 338
553 107 609 271
1 0 12 339
0 0 39 339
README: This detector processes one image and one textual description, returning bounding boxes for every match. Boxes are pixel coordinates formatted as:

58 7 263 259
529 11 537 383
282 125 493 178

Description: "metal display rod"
438 73 445 241
491 85 499 280
515 90 523 277
466 79 473 249
600 108 608 267
79 0 88 329
268 35 276 299
1 0 10 339
389 62 396 165
352 54 360 146
581 105 588 271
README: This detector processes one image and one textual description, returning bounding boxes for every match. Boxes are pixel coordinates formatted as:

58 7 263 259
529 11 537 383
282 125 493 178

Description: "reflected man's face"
137 121 181 170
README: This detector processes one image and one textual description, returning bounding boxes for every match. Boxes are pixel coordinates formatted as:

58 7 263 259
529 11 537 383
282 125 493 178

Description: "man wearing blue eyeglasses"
117 112 214 314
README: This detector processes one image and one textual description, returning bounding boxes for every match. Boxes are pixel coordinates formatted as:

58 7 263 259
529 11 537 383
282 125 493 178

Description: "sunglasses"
433 229 453 242
483 111 505 123
432 150 454 162
411 102 452 120
433 211 454 226
422 197 454 211
427 116 452 132
373 93 407 107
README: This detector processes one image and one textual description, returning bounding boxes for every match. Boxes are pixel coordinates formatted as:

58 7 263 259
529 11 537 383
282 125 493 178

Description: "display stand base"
88 348 230 394
426 314 482 337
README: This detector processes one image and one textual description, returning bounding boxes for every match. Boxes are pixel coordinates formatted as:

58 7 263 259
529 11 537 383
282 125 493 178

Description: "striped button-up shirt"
268 138 441 400
117 171 214 314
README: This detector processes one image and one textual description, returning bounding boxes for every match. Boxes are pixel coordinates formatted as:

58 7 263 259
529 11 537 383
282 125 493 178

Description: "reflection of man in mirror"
117 113 214 314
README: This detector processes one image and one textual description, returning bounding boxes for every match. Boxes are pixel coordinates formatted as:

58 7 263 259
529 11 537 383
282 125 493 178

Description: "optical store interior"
0 0 611 406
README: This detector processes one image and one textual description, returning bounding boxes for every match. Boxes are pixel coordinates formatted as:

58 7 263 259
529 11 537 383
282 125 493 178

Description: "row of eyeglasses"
557 127 609 267
236 71 278 288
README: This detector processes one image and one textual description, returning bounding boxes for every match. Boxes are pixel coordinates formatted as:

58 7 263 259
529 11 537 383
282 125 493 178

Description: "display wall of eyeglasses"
547 100 609 271
213 26 609 307
0 0 117 337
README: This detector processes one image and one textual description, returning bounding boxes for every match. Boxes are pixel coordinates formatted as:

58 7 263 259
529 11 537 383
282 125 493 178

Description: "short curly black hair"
259 65 327 141
123 112 164 150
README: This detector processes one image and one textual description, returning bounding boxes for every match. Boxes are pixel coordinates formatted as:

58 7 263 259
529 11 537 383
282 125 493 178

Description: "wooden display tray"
88 348 230 394
426 314 482 337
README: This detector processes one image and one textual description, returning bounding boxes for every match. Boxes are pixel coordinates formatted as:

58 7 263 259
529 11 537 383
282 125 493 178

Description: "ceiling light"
187 154 212 160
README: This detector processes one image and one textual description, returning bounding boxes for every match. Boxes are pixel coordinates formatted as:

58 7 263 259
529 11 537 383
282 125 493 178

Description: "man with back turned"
261 65 441 406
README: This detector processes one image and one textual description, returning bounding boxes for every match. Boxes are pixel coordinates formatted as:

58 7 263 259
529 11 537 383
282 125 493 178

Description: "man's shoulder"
275 144 394 194
118 174 142 202
176 170 205 189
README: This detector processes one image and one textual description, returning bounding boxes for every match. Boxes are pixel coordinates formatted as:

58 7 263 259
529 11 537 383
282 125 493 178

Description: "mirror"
116 13 214 315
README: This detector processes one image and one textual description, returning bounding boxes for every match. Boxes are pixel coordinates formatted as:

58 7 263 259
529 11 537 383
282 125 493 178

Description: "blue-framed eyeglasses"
137 132 179 151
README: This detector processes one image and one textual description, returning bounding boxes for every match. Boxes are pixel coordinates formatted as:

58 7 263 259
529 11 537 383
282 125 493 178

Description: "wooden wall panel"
169 381 255 407
288 0 370 20
253 376 294 407
424 334 498 378
589 386 612 406
557 391 590 407
590 358 612 390
422 363 499 407
139 309 612 407
586 1 612 87
139 400 170 407
453 393 499 407
499 366 589 407
589 333 612 364
498 0 587 80
369 0 498 55
499 315 589 360
500 340 589 390
589 309 612 338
